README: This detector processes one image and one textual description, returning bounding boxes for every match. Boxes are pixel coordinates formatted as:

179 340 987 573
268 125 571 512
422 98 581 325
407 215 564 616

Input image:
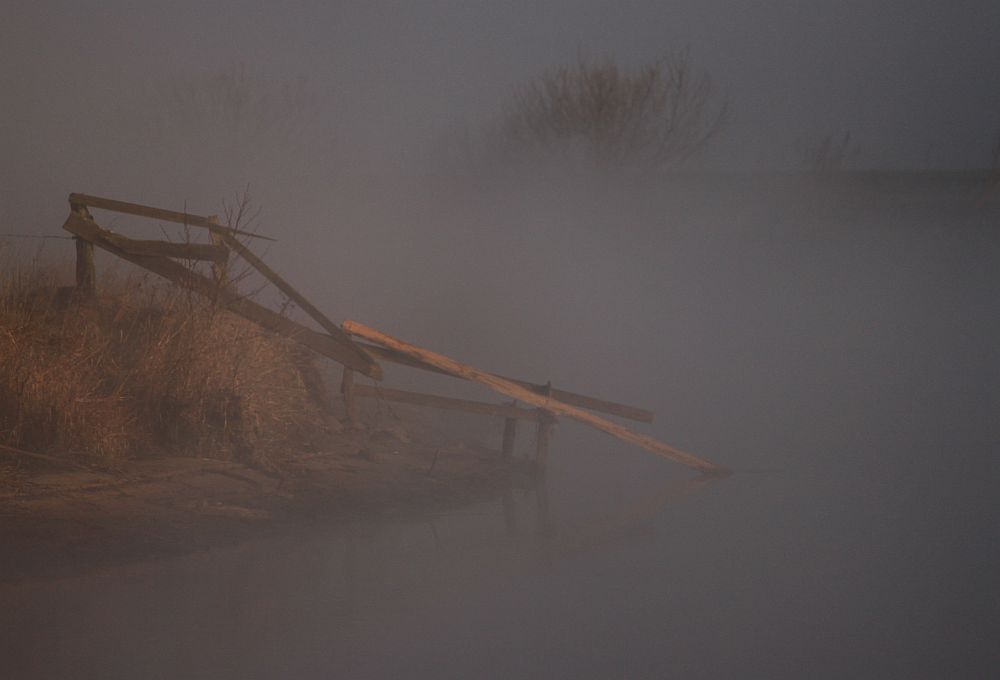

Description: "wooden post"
501 401 518 458
74 237 96 294
535 383 555 472
340 366 357 426
70 202 95 296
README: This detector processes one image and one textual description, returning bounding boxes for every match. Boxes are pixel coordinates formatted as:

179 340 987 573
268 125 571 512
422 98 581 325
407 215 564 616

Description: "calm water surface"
2 184 997 678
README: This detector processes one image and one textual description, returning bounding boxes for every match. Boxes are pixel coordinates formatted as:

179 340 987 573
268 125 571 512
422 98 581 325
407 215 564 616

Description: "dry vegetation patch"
0 264 333 470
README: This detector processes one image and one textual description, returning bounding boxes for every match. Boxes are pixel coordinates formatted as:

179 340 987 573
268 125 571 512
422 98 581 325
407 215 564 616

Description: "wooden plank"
96 230 229 262
68 193 274 241
353 384 543 422
342 320 728 476
63 213 382 379
351 341 654 423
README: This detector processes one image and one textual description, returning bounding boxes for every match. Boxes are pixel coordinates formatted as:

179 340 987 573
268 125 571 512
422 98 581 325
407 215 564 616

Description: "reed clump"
0 263 332 467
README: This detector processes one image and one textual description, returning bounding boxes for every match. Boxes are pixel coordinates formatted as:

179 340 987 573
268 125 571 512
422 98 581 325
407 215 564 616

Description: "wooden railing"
61 193 727 476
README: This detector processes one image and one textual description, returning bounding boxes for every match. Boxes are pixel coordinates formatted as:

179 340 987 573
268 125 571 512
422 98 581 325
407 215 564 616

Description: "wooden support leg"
501 413 518 458
74 237 96 296
535 413 555 473
340 366 357 426
534 381 555 472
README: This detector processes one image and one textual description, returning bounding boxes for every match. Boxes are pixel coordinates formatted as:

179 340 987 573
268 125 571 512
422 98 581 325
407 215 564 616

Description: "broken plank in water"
353 341 654 423
342 320 728 476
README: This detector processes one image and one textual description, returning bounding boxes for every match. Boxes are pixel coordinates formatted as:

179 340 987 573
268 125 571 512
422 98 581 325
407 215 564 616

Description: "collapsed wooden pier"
61 192 729 477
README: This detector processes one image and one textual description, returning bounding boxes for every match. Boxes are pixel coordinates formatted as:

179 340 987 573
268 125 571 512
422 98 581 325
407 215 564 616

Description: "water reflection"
0 464 721 680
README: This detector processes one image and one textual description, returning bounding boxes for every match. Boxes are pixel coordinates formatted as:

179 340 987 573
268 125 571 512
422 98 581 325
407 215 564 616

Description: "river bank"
0 419 526 585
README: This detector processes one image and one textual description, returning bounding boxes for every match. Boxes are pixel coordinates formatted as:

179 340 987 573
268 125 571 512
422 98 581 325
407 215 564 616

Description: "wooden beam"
90 229 229 262
353 384 543 422
351 341 654 423
63 213 382 379
68 193 274 241
342 320 728 476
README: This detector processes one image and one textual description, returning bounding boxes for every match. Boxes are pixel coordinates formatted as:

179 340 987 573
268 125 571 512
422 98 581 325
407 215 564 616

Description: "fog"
2 2 999 678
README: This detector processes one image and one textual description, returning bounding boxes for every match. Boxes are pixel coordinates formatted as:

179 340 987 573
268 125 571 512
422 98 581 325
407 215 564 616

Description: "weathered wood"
90 229 228 262
74 237 96 293
534 383 555 470
68 193 274 241
63 213 382 379
352 341 654 423
70 202 96 295
342 320 728 475
501 413 518 458
353 385 543 422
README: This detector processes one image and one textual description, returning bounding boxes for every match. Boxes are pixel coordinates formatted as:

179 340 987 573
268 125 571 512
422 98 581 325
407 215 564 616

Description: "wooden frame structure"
61 192 728 477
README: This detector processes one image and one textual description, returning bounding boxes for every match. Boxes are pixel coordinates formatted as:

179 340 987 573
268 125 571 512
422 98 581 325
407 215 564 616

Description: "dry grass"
0 261 333 468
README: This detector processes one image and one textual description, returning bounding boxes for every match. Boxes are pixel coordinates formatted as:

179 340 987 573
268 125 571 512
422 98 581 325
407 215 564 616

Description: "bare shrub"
499 51 729 169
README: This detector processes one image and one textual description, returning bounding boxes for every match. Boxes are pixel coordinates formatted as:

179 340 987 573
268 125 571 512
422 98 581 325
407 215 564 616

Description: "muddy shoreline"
0 426 529 585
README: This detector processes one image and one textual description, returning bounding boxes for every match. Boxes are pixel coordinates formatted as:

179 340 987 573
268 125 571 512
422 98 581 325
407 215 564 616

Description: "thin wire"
0 234 74 240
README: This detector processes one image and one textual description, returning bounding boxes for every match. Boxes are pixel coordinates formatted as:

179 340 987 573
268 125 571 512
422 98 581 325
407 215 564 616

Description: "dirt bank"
0 421 529 585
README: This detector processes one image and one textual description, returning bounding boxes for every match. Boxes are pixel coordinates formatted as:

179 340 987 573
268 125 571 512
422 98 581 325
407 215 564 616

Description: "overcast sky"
2 0 999 231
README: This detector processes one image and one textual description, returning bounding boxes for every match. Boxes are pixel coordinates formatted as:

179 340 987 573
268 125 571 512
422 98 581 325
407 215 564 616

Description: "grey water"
2 175 998 679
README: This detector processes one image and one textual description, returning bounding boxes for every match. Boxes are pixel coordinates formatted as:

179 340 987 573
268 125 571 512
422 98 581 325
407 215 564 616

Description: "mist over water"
3 166 997 678
3 2 999 676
